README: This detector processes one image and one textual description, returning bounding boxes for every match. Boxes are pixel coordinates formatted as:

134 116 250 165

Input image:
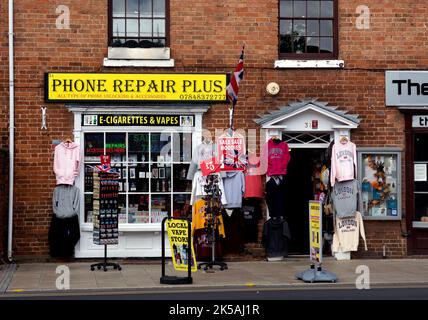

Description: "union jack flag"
226 46 245 107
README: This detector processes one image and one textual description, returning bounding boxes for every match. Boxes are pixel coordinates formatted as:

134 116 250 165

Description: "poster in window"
111 154 122 163
414 164 427 182
159 168 165 179
157 155 165 167
130 168 136 179
152 168 159 179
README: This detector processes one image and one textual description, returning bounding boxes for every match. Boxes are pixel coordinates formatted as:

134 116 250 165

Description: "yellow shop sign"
45 73 228 102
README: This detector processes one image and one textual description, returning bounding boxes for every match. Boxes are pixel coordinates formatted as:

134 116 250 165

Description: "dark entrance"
283 148 328 255
405 113 428 255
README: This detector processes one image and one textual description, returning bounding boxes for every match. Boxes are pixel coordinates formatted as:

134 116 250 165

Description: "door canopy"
254 98 360 130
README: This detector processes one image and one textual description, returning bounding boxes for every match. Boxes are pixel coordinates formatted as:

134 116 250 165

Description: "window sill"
274 59 345 69
413 221 428 229
81 223 164 232
362 215 402 221
103 58 175 68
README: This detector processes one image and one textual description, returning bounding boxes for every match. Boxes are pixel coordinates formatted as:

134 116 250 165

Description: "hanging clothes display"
332 179 362 218
330 138 357 186
332 211 368 253
48 215 80 257
191 199 225 238
241 198 263 243
222 171 245 209
187 140 216 180
53 140 81 185
192 175 226 263
262 217 291 258
52 184 80 219
263 138 291 177
244 153 263 199
190 171 227 205
265 176 287 218
222 208 245 254
49 185 81 257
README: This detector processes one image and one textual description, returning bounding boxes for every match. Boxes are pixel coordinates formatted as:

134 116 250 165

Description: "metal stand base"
90 245 122 272
296 265 337 283
90 262 122 272
160 276 193 285
198 261 228 271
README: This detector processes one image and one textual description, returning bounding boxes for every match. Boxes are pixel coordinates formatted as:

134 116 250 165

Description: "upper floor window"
109 0 168 48
279 0 338 59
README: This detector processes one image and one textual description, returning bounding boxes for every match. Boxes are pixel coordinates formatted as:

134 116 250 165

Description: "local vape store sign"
45 73 228 102
386 71 428 106
82 114 194 127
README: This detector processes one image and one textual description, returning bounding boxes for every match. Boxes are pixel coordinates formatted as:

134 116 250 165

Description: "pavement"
0 258 428 295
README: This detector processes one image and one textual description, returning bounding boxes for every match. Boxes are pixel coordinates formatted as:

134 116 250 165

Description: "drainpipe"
7 0 14 262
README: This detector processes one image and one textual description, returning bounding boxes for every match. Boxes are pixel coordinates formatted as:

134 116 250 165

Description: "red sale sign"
200 157 221 176
217 131 247 171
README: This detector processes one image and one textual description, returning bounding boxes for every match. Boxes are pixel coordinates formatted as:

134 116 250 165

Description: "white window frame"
69 106 207 232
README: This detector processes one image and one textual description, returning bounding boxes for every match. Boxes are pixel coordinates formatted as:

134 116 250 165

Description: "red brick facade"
1 1 427 258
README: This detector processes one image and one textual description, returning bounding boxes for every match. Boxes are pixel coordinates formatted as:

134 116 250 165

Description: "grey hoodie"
332 179 362 218
222 171 245 209
53 185 80 218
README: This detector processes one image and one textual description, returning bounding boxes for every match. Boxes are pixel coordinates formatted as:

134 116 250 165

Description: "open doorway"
283 148 328 255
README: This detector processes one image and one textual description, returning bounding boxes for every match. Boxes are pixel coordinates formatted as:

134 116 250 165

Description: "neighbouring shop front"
387 70 428 255
46 73 226 258
255 99 403 258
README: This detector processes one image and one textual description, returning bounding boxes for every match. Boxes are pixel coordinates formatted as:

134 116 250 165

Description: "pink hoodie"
54 142 81 185
330 141 357 186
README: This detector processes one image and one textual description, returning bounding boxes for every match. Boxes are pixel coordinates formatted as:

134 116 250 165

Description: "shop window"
83 131 191 225
279 0 338 59
109 0 168 48
413 134 428 222
358 149 402 220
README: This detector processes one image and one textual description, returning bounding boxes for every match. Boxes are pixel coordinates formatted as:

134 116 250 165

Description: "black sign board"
82 114 195 127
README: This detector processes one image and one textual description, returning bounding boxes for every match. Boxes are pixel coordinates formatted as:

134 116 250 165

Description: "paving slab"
2 259 428 294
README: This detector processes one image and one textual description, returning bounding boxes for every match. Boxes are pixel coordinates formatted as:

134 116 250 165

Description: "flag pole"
229 104 234 131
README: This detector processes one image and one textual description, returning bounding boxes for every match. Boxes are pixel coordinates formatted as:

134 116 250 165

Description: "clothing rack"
197 174 228 271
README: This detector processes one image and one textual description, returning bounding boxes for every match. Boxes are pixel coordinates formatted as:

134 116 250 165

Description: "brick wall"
2 0 427 257
0 150 7 259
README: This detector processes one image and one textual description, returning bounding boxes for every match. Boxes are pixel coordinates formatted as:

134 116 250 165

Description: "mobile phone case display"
360 154 399 218
92 172 119 245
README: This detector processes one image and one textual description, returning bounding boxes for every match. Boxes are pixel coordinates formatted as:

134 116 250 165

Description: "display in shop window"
84 130 192 225
360 153 399 218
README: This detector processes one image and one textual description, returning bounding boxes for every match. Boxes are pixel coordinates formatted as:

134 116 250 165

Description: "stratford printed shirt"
330 141 357 186
332 211 368 253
